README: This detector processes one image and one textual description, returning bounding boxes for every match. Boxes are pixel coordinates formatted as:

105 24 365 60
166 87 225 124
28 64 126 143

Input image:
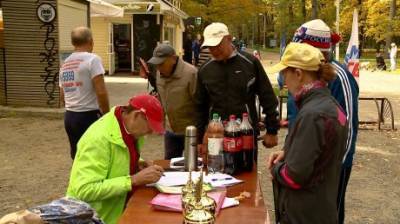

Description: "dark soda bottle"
240 113 254 171
223 115 243 175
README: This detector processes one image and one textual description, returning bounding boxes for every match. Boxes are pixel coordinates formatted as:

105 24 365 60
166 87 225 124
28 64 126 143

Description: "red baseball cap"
129 94 165 134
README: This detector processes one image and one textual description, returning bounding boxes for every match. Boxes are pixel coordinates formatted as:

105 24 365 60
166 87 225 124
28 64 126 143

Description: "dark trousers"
64 110 101 159
337 166 352 224
164 131 185 160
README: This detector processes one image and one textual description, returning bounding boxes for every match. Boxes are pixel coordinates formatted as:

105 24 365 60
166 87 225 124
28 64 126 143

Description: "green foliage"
182 0 399 49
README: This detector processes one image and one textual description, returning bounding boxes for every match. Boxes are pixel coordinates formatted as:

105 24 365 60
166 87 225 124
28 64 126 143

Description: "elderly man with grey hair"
147 43 198 159
59 26 110 159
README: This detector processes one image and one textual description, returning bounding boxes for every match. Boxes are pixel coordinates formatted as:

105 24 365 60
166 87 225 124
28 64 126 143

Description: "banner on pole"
344 8 360 81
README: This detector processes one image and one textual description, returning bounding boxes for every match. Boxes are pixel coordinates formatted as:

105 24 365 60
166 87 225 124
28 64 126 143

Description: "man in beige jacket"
148 44 198 159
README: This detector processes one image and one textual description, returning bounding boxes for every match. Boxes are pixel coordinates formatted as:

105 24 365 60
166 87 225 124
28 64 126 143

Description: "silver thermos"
184 126 198 171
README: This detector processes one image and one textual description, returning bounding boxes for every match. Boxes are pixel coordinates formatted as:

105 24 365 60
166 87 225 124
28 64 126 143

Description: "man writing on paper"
66 94 165 224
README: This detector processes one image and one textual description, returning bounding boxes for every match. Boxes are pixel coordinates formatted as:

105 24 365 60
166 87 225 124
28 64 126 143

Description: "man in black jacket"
194 22 280 151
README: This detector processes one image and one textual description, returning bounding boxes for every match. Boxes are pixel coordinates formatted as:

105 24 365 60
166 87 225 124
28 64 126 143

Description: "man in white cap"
194 22 280 160
389 42 397 71
291 19 359 224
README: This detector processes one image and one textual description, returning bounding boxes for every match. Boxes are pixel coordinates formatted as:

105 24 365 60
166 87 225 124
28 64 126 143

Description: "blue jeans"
164 131 185 159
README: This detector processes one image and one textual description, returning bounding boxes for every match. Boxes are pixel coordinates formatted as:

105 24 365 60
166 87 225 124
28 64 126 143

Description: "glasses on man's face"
138 108 153 133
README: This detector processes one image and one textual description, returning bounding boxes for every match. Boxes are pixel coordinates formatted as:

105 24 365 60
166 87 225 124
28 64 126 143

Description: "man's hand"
197 144 205 156
131 165 164 187
262 134 278 148
92 75 110 114
267 151 285 171
257 122 266 131
139 58 150 79
138 159 154 170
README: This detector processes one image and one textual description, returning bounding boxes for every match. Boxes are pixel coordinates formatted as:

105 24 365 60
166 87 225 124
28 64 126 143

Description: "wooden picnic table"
118 160 269 224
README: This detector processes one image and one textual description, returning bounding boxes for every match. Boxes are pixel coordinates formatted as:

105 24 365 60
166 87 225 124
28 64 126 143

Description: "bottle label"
242 135 254 151
208 138 223 156
223 137 243 152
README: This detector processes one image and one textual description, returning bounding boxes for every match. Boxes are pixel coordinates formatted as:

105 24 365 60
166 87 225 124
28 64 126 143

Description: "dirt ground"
1 67 400 223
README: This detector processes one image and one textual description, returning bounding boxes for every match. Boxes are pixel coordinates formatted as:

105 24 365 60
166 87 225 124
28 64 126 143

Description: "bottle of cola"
223 115 243 175
240 113 254 172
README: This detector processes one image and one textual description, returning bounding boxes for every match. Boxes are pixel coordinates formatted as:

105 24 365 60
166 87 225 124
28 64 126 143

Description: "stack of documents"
150 191 239 214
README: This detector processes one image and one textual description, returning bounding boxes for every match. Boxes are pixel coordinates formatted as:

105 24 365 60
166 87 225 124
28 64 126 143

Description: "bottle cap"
212 113 219 120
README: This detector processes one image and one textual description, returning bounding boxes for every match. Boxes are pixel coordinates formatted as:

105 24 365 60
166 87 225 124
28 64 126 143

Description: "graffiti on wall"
37 1 58 106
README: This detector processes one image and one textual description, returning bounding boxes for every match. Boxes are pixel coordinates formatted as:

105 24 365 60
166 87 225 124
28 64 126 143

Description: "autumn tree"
182 0 399 52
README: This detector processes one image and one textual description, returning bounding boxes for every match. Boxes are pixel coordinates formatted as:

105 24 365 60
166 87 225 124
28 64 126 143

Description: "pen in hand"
211 177 233 181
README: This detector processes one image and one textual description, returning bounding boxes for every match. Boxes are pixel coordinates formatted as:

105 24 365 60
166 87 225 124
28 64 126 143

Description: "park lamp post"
335 0 341 61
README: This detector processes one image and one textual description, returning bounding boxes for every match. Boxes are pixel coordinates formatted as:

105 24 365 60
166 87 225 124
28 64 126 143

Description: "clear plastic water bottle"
206 113 224 173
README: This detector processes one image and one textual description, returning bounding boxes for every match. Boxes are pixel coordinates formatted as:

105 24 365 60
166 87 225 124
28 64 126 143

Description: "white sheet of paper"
204 173 243 187
150 172 202 187
150 172 243 187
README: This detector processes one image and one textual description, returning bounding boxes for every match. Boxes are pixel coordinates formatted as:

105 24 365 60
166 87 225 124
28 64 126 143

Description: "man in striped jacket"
288 19 359 224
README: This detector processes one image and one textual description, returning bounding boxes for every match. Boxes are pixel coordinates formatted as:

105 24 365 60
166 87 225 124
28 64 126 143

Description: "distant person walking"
192 34 202 66
183 33 193 64
390 43 397 71
253 50 261 60
59 27 110 159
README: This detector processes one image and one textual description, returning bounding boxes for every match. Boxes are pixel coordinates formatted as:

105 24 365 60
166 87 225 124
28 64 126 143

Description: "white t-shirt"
59 52 105 112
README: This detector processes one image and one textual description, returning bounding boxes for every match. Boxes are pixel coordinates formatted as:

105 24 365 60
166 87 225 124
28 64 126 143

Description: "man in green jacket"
66 94 165 224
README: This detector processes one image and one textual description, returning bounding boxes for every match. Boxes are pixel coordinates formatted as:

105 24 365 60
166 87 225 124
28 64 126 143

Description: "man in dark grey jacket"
194 22 280 149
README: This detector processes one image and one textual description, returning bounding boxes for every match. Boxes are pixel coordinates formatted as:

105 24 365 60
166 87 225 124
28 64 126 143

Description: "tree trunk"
301 0 307 22
258 15 261 45
312 0 318 19
279 0 288 51
288 0 295 38
288 0 294 24
385 0 396 56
